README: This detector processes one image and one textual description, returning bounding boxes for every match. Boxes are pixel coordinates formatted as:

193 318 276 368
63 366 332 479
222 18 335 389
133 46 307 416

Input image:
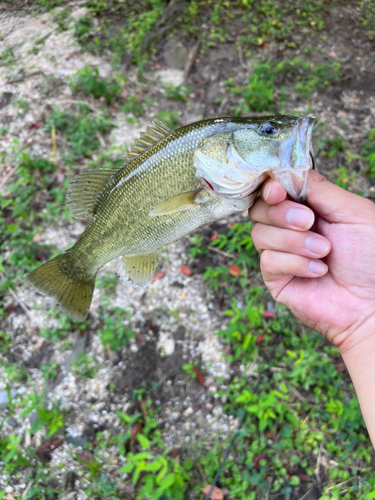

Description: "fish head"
194 114 315 203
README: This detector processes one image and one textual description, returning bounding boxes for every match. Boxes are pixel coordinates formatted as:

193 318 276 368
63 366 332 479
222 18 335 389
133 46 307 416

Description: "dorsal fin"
125 121 172 163
66 168 119 219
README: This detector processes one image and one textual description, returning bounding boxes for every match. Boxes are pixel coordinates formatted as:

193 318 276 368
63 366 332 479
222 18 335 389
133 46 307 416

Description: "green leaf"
137 434 150 449
133 452 152 461
158 473 175 489
143 460 162 471
366 492 375 499
290 476 300 486
116 411 130 423
243 333 252 350
132 467 141 485
119 463 134 473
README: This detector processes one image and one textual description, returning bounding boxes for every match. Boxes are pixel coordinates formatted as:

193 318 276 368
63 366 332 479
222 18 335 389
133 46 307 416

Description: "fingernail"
305 235 330 255
308 260 328 275
264 184 271 201
286 208 314 229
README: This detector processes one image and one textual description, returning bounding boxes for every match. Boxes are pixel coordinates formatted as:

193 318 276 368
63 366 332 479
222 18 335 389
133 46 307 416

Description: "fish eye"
258 122 279 137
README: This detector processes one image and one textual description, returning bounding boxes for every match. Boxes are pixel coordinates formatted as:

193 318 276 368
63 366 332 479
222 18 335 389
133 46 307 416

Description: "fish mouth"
273 116 316 203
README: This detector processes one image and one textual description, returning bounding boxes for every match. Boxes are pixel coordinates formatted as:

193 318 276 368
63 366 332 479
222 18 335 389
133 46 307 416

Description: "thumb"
306 170 374 223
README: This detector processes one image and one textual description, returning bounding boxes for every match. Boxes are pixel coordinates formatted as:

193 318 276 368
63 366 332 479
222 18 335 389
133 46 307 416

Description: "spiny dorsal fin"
125 121 172 163
66 168 119 219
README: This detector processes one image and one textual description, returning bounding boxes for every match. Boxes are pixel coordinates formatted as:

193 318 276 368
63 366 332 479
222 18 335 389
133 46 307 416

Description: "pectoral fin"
148 190 200 216
116 252 158 288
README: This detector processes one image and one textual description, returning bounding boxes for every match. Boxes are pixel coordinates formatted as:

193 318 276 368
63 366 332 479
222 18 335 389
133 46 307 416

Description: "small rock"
161 338 175 356
70 7 89 20
164 39 189 70
157 69 184 87
7 417 19 428
0 389 17 407
66 435 90 448
183 407 193 417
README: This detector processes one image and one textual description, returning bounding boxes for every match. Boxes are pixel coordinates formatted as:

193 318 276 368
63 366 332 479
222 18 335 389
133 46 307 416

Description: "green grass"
72 353 99 379
185 222 375 500
363 128 375 178
71 0 328 70
360 0 375 36
69 65 122 104
97 307 134 350
74 0 167 67
225 57 341 113
45 104 115 165
0 152 63 312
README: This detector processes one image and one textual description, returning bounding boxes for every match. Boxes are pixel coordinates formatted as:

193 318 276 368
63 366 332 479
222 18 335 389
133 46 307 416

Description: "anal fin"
116 252 158 288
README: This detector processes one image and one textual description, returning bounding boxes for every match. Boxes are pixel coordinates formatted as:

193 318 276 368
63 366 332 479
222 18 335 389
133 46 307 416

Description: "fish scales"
74 120 247 270
26 115 315 320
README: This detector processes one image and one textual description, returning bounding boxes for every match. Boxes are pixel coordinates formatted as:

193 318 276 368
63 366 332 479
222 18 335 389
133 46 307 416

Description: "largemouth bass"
26 114 315 321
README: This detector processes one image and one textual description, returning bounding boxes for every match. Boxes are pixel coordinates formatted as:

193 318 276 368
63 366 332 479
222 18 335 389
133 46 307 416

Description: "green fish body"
26 115 315 321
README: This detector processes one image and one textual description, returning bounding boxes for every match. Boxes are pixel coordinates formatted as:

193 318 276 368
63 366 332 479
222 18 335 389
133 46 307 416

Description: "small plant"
20 390 65 436
41 312 88 342
45 104 115 164
12 98 30 116
115 405 191 500
154 110 180 129
164 83 191 102
72 353 98 379
363 128 375 178
0 433 30 476
69 65 122 104
0 47 15 66
98 307 134 350
189 234 208 258
40 361 59 381
227 57 341 114
227 63 277 113
120 95 145 117
0 331 12 354
182 361 199 378
322 136 349 158
332 166 357 190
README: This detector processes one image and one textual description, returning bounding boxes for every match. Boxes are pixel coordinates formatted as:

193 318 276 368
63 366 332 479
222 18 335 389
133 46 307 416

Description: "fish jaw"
272 116 316 202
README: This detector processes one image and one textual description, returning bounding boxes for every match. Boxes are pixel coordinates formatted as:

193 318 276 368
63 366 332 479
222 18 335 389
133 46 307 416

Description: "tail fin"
26 253 95 322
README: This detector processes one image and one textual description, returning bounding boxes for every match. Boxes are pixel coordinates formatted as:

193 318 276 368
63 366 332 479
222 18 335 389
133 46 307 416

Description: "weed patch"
226 58 341 113
45 104 114 165
69 65 122 104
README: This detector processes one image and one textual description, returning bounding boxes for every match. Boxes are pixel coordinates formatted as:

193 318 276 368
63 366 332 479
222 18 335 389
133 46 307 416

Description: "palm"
268 216 375 343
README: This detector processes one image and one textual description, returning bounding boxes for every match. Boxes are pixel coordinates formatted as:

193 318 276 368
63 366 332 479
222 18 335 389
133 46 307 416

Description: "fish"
26 114 315 321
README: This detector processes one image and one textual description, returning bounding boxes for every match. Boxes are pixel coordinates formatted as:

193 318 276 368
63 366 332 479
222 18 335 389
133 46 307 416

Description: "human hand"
249 170 375 353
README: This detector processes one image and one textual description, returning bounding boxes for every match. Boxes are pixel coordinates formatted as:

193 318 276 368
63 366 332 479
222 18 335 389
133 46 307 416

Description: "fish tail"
25 253 95 322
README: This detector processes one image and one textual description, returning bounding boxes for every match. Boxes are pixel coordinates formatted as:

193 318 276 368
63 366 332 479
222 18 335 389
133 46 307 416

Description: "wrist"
336 313 375 358
338 317 375 449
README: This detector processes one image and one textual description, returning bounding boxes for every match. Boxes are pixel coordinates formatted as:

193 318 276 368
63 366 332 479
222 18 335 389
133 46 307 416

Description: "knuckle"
251 222 262 243
260 249 274 270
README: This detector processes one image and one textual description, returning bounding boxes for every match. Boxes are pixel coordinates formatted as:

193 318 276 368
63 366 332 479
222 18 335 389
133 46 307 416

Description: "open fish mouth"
272 116 316 203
